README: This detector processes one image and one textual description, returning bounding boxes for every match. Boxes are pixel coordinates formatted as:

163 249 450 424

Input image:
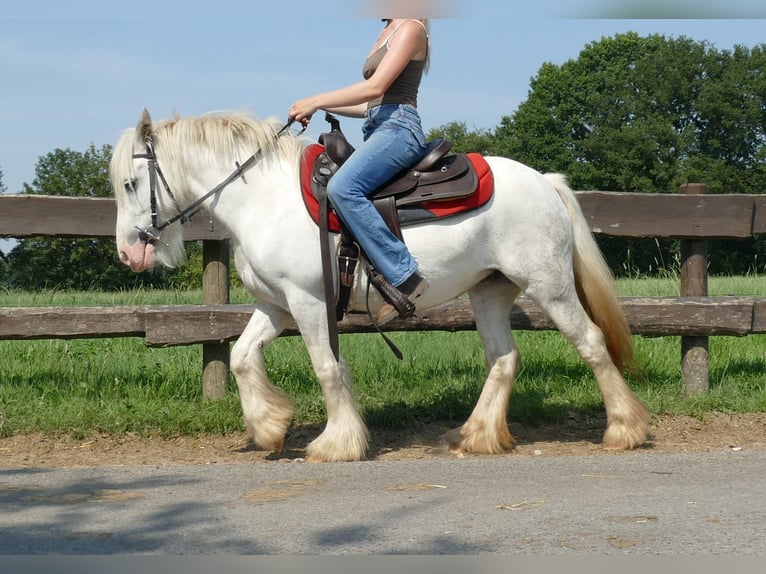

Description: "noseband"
130 120 297 245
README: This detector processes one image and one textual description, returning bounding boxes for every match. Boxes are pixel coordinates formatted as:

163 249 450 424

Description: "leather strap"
335 234 359 321
316 178 340 362
373 196 404 241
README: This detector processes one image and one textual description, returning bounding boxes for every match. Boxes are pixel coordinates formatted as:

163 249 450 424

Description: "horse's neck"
193 154 302 234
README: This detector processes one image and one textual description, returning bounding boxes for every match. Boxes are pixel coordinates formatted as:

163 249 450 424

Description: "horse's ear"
137 108 154 144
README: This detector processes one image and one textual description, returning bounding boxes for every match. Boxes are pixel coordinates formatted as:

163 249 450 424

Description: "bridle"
130 119 296 245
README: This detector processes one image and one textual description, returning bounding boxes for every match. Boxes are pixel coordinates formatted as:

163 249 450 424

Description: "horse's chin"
118 241 157 272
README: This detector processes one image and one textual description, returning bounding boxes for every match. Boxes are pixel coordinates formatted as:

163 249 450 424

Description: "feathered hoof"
245 410 293 454
602 418 651 450
305 441 367 462
444 424 516 456
602 427 650 450
246 425 287 454
304 425 370 462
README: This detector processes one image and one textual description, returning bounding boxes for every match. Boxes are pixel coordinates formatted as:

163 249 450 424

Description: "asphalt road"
1 450 764 555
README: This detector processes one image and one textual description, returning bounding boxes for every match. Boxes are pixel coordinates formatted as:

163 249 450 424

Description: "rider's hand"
288 98 318 128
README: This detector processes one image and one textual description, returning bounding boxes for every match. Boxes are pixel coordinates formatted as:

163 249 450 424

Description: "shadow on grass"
710 358 766 386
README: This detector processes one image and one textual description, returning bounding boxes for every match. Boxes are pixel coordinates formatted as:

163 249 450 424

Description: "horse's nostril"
119 251 129 264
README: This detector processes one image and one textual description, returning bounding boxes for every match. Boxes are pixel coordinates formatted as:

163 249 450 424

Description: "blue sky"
1 0 765 199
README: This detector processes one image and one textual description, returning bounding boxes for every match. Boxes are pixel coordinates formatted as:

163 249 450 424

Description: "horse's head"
110 109 186 272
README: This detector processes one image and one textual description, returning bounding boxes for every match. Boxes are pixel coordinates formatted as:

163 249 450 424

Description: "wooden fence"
2 185 765 398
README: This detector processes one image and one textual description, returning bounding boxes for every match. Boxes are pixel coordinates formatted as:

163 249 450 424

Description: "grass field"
0 276 764 438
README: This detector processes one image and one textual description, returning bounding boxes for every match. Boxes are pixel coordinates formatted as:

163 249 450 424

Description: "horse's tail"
544 173 634 373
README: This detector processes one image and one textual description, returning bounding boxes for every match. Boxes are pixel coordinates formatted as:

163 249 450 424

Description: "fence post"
679 183 709 395
202 238 231 399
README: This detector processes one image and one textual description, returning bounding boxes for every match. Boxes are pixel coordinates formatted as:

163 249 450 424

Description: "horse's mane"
111 111 306 206
156 112 305 165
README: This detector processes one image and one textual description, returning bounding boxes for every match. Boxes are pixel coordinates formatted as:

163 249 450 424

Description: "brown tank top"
362 21 428 109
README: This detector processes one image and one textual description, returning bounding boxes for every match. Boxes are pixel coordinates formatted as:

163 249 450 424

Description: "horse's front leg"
292 302 369 462
445 276 520 455
230 305 294 454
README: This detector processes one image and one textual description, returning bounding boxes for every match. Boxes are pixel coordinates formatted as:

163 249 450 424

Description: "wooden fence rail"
2 188 765 397
2 296 764 343
2 191 765 239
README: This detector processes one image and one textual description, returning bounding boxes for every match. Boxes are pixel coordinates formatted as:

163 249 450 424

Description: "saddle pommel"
318 113 356 166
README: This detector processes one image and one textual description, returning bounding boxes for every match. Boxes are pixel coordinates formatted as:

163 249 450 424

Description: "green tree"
495 32 766 275
426 121 495 155
3 145 182 290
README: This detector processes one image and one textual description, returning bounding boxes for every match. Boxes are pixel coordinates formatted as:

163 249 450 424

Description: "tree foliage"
490 33 765 274
3 146 187 290
494 33 765 192
426 121 496 155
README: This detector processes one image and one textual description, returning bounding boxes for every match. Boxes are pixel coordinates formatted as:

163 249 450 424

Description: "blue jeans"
327 104 427 287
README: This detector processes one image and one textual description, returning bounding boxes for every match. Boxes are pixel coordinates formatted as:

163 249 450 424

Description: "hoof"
444 427 465 454
443 424 516 456
602 421 650 450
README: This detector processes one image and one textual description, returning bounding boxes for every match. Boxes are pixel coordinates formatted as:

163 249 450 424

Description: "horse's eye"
124 178 137 193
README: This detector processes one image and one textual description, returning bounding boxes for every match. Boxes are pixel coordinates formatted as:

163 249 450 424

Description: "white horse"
111 109 649 462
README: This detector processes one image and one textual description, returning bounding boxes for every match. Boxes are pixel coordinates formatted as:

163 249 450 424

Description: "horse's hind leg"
527 283 649 450
230 305 295 454
445 274 520 455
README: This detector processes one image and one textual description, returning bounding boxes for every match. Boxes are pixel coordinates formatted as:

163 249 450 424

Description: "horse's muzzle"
118 239 156 272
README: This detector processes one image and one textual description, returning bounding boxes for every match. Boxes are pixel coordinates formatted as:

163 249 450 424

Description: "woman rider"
288 18 431 324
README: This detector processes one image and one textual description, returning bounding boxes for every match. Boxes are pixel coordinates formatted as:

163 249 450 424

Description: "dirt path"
2 412 764 467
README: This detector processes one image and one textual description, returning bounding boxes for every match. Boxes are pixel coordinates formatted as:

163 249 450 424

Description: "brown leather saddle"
311 114 478 241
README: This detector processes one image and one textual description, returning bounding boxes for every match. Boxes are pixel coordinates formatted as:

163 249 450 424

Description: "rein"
131 119 296 245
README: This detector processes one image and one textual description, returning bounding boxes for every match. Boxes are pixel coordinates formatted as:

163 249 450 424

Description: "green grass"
0 276 764 438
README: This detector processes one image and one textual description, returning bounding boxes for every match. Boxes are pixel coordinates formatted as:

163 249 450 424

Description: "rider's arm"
323 104 368 119
289 21 425 124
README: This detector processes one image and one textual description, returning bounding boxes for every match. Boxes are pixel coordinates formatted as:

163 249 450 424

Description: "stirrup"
368 268 416 319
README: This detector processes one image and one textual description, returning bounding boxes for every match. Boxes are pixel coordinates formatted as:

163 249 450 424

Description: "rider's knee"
327 177 355 205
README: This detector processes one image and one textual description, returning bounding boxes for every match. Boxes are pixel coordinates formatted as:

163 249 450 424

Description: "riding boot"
370 269 430 325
